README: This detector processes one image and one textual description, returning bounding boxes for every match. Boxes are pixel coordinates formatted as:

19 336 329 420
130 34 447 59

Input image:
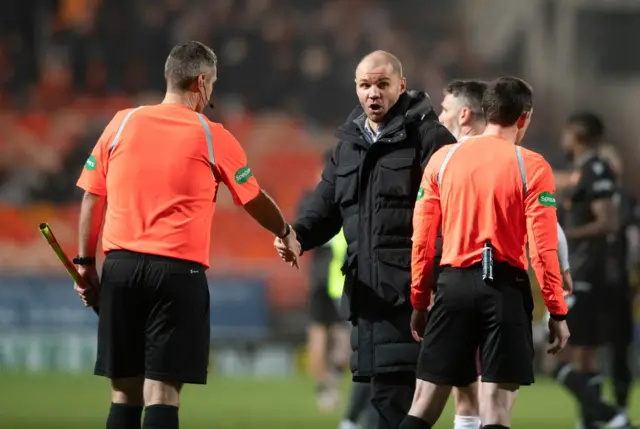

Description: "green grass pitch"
0 372 636 428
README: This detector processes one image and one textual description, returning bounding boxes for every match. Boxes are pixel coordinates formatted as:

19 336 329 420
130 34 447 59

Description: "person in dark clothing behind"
298 151 351 412
554 112 632 429
599 143 639 418
274 50 456 429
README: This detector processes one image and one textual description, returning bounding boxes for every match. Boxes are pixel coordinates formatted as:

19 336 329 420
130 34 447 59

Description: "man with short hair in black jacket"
275 50 456 429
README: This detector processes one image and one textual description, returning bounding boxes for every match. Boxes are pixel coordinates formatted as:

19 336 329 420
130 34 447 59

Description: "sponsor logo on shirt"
592 179 614 193
416 187 424 201
234 166 253 184
85 155 97 171
538 192 556 208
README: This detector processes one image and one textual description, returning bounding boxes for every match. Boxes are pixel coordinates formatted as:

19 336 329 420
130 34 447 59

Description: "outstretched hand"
273 226 301 268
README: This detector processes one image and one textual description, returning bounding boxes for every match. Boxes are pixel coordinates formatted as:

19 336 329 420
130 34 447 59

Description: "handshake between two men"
274 225 302 268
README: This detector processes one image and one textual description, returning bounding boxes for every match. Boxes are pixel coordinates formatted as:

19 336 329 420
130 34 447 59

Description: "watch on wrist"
73 256 96 266
549 313 567 321
277 223 291 239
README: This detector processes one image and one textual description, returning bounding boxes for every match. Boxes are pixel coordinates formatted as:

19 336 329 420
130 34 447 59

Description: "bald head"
355 51 406 124
356 50 403 78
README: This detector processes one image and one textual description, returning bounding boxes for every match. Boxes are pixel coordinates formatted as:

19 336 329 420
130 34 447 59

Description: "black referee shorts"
565 277 604 348
417 263 534 387
94 250 211 384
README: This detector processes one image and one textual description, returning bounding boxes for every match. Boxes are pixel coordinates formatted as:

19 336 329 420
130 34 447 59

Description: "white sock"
606 411 630 428
454 415 481 429
338 419 358 429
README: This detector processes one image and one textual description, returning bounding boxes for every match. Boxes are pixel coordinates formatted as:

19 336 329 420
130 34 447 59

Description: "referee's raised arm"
201 121 301 263
73 40 298 429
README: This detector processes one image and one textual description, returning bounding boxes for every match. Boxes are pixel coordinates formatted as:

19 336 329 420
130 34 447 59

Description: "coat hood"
337 90 437 142
342 90 436 127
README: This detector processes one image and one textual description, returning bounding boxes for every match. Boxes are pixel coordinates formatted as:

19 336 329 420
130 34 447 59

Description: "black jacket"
293 90 456 380
297 191 334 295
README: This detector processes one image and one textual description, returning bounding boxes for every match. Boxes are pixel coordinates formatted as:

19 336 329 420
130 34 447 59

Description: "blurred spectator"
0 0 598 206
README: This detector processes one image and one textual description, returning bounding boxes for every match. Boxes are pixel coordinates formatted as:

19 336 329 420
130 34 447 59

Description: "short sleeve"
584 159 616 200
76 111 125 196
212 125 261 205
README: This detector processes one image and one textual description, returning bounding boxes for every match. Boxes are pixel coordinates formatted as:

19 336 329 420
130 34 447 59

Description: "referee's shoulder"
519 146 553 173
199 119 247 153
199 117 234 138
431 142 456 162
111 107 138 122
101 107 140 133
421 142 456 175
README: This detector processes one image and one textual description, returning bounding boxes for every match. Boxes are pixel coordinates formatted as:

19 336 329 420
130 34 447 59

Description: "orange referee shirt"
411 135 567 315
76 104 261 268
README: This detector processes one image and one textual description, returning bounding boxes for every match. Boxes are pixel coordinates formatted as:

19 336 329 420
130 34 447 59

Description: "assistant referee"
400 77 570 429
73 41 300 429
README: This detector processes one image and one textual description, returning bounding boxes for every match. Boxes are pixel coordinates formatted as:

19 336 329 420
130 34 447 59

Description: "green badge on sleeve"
85 155 97 171
234 166 253 184
538 191 556 207
416 187 424 201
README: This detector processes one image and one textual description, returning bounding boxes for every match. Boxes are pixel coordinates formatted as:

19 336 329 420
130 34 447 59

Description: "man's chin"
366 110 385 122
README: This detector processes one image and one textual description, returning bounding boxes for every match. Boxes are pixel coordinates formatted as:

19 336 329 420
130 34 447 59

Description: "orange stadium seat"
252 150 322 218
0 206 34 241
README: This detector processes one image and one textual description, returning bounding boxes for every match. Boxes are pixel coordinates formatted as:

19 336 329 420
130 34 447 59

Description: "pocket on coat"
377 157 415 199
375 248 411 306
335 164 359 207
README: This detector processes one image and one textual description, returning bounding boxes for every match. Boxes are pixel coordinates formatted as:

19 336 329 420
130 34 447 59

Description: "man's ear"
400 77 407 93
188 75 203 93
516 111 529 129
459 107 471 126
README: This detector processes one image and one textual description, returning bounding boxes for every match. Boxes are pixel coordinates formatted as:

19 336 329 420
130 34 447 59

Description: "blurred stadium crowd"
0 0 495 206
0 0 492 292
0 0 638 310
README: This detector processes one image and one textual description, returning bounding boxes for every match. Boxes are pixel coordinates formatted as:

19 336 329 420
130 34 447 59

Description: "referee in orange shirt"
73 41 300 429
399 77 570 429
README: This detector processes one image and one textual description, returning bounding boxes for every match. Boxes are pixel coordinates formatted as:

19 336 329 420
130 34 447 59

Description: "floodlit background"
0 0 639 428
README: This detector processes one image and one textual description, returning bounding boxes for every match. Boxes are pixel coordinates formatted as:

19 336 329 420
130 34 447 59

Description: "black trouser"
370 372 416 429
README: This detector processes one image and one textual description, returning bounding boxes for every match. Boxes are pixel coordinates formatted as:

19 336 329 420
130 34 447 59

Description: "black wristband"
277 223 291 239
549 313 567 321
73 256 96 266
